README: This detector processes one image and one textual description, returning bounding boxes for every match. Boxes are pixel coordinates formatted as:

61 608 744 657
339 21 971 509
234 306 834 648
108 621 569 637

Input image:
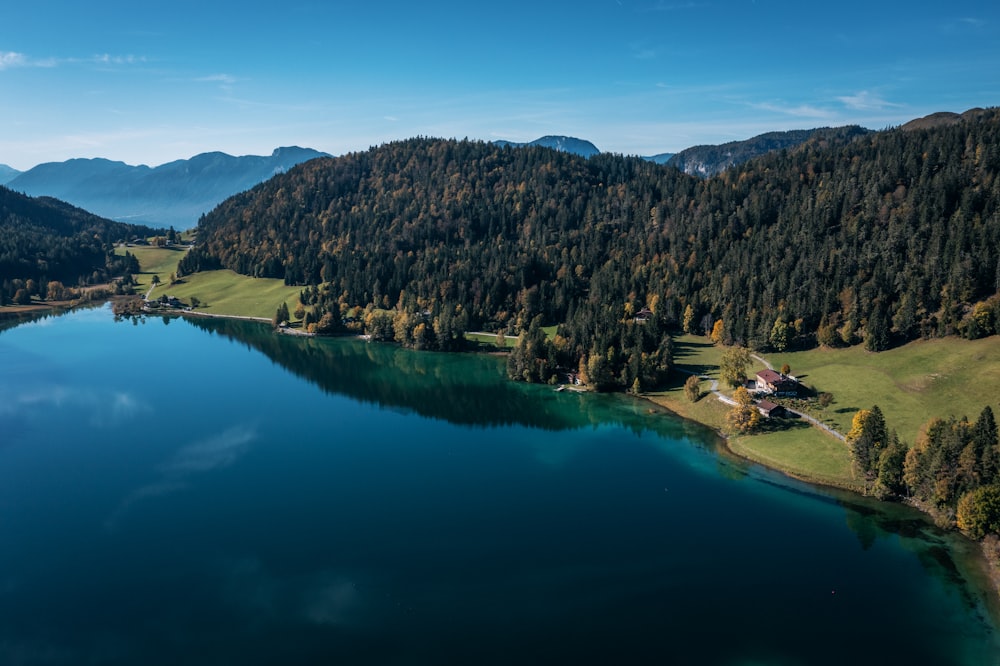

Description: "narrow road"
675 367 735 406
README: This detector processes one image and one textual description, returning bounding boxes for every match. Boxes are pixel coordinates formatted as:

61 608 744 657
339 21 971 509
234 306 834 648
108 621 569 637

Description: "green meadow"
649 333 1000 490
121 247 300 320
647 334 858 489
151 270 301 320
119 245 188 288
767 337 1000 444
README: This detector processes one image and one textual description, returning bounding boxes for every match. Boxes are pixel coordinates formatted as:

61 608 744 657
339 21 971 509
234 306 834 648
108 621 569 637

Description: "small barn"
757 399 784 418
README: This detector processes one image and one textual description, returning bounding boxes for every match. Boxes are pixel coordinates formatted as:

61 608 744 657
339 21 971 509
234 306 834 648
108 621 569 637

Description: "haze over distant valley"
4 147 328 229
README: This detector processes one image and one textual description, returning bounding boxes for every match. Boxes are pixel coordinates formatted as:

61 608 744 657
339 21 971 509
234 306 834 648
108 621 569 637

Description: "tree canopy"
179 109 1000 384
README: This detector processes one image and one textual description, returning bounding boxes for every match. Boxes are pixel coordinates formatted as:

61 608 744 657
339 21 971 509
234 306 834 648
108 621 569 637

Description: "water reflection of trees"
839 495 993 619
182 316 718 444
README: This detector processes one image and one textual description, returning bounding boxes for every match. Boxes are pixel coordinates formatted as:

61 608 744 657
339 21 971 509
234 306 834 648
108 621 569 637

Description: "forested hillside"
0 186 160 303
182 108 1000 387
665 126 872 176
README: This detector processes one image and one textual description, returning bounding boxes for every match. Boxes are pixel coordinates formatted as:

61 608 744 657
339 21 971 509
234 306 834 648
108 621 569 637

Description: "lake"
1 305 998 665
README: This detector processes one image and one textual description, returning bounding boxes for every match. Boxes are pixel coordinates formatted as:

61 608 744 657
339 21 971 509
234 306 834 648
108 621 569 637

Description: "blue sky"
1 0 998 170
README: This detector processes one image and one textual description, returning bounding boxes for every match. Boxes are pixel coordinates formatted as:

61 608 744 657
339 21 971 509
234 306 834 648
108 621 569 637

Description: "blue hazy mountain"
7 146 329 229
660 126 872 177
493 135 601 158
0 164 21 185
641 153 675 164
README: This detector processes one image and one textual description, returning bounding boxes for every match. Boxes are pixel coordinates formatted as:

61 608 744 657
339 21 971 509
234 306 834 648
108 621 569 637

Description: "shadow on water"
140 315 1000 638
181 316 715 443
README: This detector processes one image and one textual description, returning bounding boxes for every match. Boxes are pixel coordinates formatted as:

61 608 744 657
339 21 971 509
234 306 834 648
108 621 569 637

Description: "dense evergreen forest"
0 186 160 304
181 108 1000 388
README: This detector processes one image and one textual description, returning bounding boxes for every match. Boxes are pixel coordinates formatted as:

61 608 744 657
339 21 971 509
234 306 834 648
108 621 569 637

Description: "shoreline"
104 302 1000 625
638 388 1000 628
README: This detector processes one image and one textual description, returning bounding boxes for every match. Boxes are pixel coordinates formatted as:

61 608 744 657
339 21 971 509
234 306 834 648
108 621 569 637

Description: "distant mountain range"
641 153 675 165
2 113 972 228
492 128 875 176
5 147 329 229
0 164 20 185
492 135 601 158
661 127 873 177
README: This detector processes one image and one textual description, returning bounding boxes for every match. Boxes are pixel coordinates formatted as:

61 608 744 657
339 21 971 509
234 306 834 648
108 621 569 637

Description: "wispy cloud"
105 424 258 530
837 90 900 112
748 101 835 119
0 51 28 69
90 54 144 66
162 424 257 474
0 384 151 426
0 51 144 70
197 73 238 93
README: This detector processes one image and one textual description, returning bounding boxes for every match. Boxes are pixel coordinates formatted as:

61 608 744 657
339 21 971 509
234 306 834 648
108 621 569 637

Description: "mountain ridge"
0 164 22 185
7 146 329 229
492 135 601 158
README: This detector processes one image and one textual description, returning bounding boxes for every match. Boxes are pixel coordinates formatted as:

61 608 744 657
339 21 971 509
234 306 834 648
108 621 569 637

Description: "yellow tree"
710 319 725 344
727 387 760 434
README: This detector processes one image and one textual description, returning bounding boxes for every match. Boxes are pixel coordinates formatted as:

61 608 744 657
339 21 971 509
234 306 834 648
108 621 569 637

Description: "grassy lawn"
766 337 1000 444
671 333 725 378
464 325 558 348
657 332 1000 489
117 245 188 289
645 366 857 489
465 331 516 348
151 270 301 320
730 425 860 491
121 247 301 320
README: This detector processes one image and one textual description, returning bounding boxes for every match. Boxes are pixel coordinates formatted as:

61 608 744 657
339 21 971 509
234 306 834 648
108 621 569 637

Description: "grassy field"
647 332 1000 490
465 331 516 348
121 246 299 319
150 270 301 320
766 336 1000 444
464 324 558 348
118 245 189 289
645 340 858 489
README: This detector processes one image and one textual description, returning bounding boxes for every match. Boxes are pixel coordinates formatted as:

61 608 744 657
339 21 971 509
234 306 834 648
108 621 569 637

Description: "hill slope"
665 126 872 176
1 186 161 300
8 146 329 229
182 108 1000 380
0 164 21 185
493 135 600 157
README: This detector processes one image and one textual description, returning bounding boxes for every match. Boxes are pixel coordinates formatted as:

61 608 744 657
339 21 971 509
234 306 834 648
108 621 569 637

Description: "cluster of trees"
903 407 1000 537
846 404 1000 540
179 110 1000 387
845 406 908 497
1 185 156 303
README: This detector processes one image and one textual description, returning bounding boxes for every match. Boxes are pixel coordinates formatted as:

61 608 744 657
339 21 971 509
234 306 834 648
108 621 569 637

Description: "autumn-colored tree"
684 375 701 402
726 387 760 434
710 319 724 344
682 304 696 334
719 345 752 388
957 486 1000 539
846 405 888 482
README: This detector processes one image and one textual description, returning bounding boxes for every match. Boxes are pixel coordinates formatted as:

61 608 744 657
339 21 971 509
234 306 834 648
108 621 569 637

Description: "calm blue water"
0 306 997 665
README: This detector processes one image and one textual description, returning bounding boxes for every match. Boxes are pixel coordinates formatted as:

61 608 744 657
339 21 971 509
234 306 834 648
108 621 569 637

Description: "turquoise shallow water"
0 306 997 665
